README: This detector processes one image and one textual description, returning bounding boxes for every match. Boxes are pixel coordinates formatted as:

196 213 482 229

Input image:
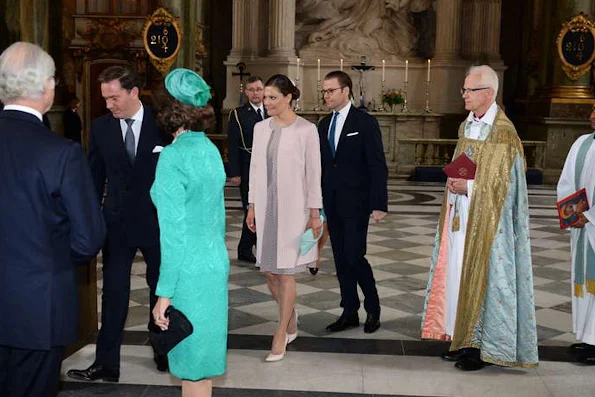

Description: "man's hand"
447 178 468 195
152 297 171 331
371 210 387 223
246 206 256 232
229 176 241 186
574 213 590 229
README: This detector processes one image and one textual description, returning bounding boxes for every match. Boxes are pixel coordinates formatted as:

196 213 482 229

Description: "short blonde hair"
0 42 55 102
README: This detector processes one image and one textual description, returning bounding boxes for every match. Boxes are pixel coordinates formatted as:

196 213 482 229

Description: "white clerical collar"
3 104 43 122
466 102 498 126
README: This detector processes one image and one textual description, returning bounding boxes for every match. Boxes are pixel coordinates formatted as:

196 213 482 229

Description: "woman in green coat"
151 68 229 397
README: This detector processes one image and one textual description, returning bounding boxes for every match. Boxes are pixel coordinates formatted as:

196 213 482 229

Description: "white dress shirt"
328 102 352 151
250 102 265 119
119 102 144 155
3 104 43 122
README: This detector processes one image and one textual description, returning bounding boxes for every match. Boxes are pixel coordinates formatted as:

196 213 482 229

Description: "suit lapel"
109 116 132 168
136 111 156 160
335 105 356 157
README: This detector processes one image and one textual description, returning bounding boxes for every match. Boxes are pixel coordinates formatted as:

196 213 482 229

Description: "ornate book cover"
557 188 590 230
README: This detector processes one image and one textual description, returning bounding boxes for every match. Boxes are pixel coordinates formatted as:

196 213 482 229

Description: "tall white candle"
405 60 409 83
317 58 321 81
427 59 431 82
382 60 386 81
296 58 300 80
340 58 344 71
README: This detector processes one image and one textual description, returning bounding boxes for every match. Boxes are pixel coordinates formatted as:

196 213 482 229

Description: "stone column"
245 0 264 58
229 0 248 57
462 0 502 62
19 0 49 50
433 0 463 60
268 0 295 58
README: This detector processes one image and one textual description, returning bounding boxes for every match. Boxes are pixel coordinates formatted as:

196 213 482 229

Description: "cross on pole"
232 62 251 105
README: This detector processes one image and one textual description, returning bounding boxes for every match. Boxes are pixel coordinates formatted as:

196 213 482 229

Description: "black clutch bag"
149 305 194 356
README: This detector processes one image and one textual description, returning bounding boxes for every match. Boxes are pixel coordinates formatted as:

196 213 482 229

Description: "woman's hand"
153 297 171 331
307 216 323 239
246 206 256 233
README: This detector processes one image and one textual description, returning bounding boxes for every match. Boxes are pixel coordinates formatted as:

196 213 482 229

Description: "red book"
442 153 477 180
557 188 590 230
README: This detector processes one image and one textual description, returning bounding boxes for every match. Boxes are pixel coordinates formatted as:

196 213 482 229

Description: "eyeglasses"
460 87 489 95
321 87 344 96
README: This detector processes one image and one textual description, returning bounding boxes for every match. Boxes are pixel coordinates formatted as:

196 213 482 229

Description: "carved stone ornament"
77 19 137 52
142 7 183 75
556 13 595 80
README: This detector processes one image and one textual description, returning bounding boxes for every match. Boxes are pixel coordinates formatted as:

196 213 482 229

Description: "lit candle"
296 58 300 80
382 60 386 81
405 59 409 83
340 58 344 71
427 59 431 82
317 58 321 81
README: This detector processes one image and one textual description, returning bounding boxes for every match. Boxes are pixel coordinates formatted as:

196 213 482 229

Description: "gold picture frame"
556 13 595 80
142 7 183 75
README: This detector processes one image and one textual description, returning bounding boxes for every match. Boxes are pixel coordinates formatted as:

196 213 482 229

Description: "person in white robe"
421 65 538 371
557 101 595 364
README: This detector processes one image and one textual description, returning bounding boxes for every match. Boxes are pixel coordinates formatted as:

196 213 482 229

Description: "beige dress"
248 116 322 271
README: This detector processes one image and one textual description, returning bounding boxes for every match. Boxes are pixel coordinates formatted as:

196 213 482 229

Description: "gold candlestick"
424 80 432 113
402 80 409 113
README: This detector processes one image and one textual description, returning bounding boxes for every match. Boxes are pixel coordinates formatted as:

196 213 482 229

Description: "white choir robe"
557 133 595 345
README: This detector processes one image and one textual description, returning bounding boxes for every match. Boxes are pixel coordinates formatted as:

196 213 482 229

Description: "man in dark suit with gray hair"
0 41 105 397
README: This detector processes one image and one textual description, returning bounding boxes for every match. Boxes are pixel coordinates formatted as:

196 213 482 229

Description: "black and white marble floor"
60 181 591 396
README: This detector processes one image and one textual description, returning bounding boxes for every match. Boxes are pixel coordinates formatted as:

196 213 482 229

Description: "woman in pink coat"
246 75 323 361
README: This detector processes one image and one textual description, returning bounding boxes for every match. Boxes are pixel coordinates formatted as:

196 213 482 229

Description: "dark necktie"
257 108 263 120
124 118 135 164
328 112 339 158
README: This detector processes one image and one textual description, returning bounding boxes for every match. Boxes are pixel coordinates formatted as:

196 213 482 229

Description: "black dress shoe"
363 312 380 334
308 267 319 275
66 364 119 382
454 356 491 371
238 252 256 263
326 312 360 332
441 349 468 362
577 351 595 365
154 354 169 372
570 342 595 351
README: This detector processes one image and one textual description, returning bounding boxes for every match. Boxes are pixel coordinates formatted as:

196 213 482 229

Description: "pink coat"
248 116 322 268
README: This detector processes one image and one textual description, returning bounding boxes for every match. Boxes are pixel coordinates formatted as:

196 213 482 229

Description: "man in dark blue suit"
318 71 388 334
0 42 105 397
67 66 170 382
227 76 266 264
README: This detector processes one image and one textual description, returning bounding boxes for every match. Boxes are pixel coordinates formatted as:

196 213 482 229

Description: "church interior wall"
3 0 595 182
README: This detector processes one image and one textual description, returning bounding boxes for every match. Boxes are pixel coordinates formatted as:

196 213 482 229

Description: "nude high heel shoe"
265 334 288 362
287 309 299 344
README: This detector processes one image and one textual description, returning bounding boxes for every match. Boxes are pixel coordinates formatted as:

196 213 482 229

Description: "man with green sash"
557 102 595 364
421 65 538 371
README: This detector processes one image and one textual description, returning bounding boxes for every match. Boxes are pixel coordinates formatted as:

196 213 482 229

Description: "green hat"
165 68 211 107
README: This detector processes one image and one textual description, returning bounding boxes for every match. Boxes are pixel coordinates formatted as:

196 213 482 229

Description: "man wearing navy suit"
67 66 170 382
227 76 267 264
319 71 388 334
0 42 105 397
